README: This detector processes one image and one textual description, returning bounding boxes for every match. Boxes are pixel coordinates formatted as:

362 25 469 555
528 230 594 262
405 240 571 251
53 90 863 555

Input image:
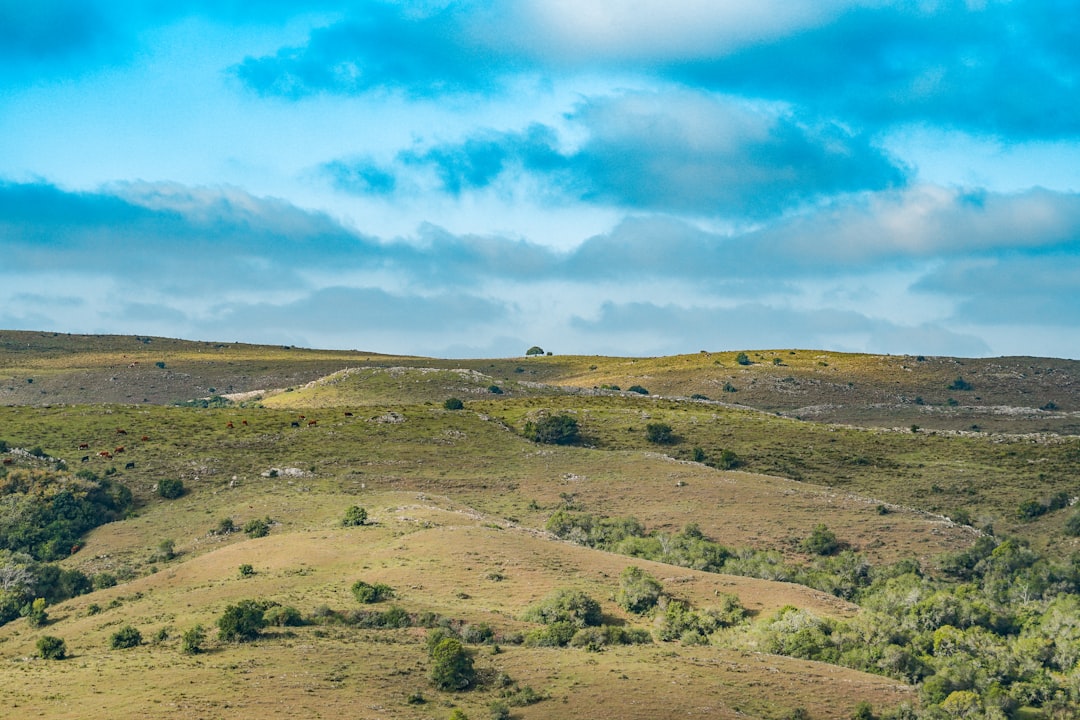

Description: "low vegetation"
1 333 1079 718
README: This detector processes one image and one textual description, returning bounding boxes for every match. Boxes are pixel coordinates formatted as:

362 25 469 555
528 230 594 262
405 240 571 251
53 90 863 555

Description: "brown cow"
114 446 125 453
141 435 150 441
98 451 112 459
241 419 248 426
344 412 353 417
2 458 12 465
78 443 90 449
116 429 127 435
226 421 234 429
308 420 317 426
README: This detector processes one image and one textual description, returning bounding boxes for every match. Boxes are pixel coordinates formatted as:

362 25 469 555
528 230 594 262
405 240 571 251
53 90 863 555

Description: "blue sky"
2 0 1079 359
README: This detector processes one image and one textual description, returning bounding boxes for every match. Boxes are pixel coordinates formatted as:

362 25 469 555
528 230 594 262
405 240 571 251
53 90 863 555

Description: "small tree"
525 346 544 356
645 422 675 445
443 397 464 410
736 352 751 366
352 580 394 603
342 505 368 527
801 524 840 556
110 625 143 649
217 599 267 642
243 517 270 538
522 588 602 628
525 414 580 445
948 376 973 391
36 635 66 660
1065 511 1080 537
429 636 475 690
181 625 205 654
616 566 663 614
157 478 184 499
25 597 48 627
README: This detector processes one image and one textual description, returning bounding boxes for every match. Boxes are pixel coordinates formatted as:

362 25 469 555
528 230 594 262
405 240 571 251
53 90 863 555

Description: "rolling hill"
1 331 1079 719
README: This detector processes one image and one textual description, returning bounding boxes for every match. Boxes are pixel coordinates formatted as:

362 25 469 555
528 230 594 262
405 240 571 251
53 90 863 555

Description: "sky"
2 1 1080 359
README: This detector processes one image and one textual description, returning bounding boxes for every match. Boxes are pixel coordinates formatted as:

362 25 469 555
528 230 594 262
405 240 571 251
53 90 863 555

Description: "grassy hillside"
2 332 1080 718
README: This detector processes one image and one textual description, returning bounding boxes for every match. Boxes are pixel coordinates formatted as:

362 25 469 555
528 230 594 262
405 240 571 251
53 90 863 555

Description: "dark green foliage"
349 604 410 628
627 385 649 395
264 604 303 626
351 580 394 603
801 524 840 556
722 382 737 392
429 636 475 690
0 467 133 561
243 517 270 538
716 449 741 469
342 505 368 526
568 625 652 650
616 566 663 614
443 397 464 410
36 635 66 660
174 395 233 408
238 564 255 577
213 517 236 535
690 393 708 400
525 346 544 356
656 594 745 643
156 477 184 499
522 588 602 629
736 352 751 365
1065 512 1080 537
691 447 706 462
487 385 503 394
109 625 142 649
852 701 875 720
1018 499 1048 520
24 597 47 627
644 422 675 444
154 361 166 369
217 599 267 642
181 625 205 654
524 414 580 445
948 376 973 391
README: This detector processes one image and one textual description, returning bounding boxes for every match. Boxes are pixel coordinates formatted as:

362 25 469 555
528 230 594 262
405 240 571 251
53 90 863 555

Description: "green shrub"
92 573 117 590
1065 512 1080 537
524 414 580 445
948 376 973 391
443 398 465 410
24 597 47 627
522 588 602 628
627 385 649 395
691 447 707 462
157 478 184 499
429 636 475 690
213 517 236 535
716 449 741 470
238 564 255 577
243 517 270 538
181 624 205 654
351 580 394 604
736 352 751 366
264 604 303 627
342 505 368 526
488 385 503 394
36 635 66 660
645 422 675 445
217 599 267 642
110 625 142 649
525 346 544 356
616 566 663 614
801 524 840 556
